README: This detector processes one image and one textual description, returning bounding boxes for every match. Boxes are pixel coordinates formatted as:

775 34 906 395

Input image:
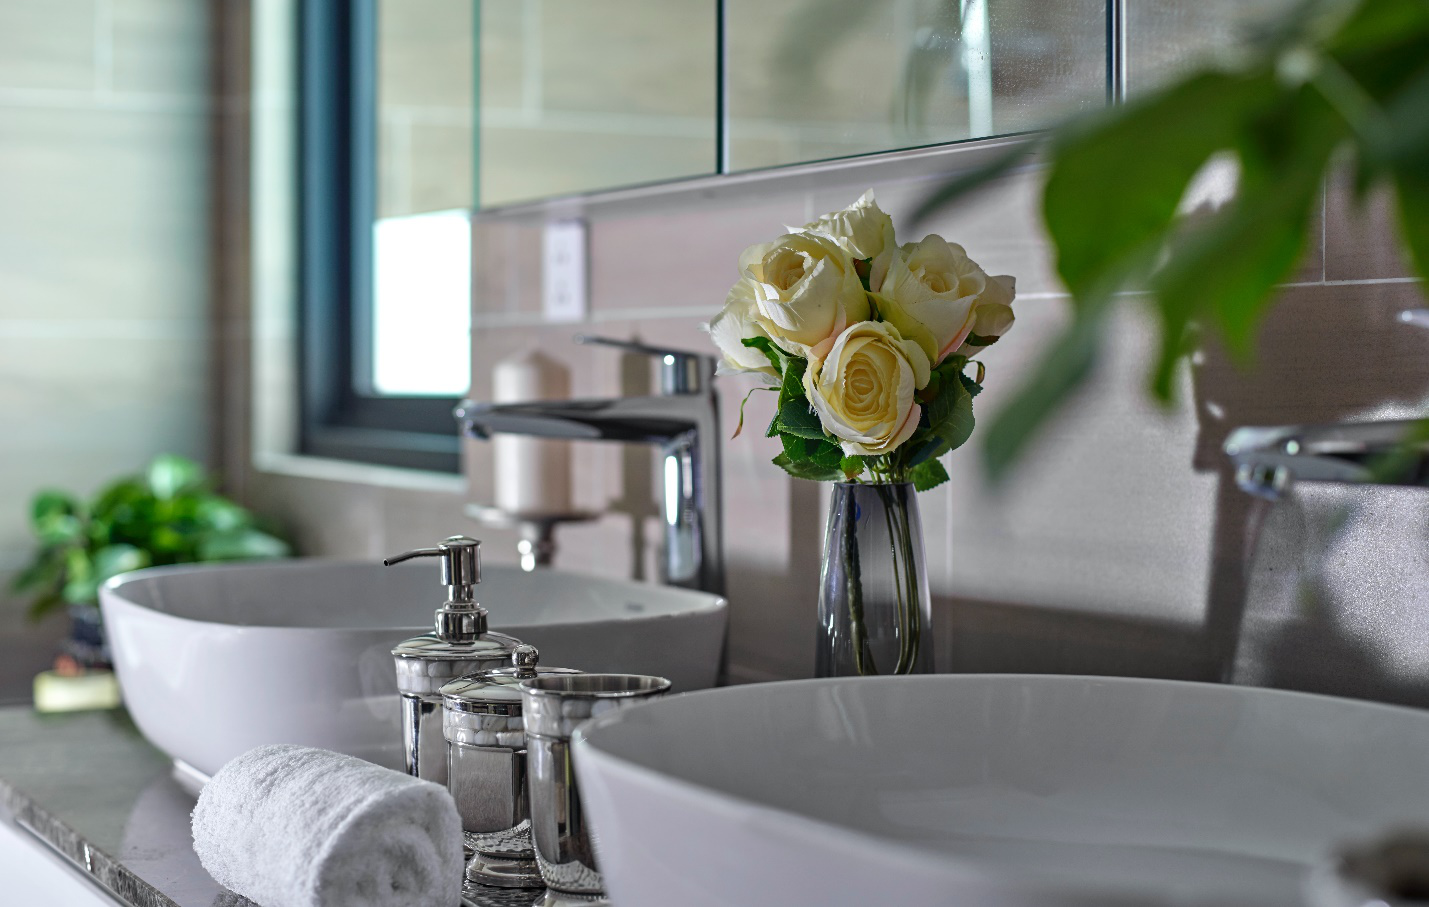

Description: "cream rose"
803 321 931 457
739 230 870 360
802 190 897 293
705 277 779 379
954 284 1016 359
878 234 1016 364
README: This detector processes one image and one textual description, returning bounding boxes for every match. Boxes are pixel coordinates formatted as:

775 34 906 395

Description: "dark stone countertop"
0 706 540 907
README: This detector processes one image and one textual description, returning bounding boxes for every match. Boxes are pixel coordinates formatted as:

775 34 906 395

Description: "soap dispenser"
387 536 521 784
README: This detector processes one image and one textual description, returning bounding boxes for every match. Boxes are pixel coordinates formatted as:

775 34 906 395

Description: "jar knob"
513 644 540 677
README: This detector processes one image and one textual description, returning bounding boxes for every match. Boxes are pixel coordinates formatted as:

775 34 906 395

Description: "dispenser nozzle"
384 536 486 643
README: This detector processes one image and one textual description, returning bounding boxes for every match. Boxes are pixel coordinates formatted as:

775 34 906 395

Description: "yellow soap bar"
33 669 122 713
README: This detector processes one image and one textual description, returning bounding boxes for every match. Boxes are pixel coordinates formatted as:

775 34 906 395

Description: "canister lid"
392 630 522 663
439 644 581 715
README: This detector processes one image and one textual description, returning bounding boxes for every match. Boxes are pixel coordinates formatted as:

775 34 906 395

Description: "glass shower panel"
476 0 718 208
724 0 1106 171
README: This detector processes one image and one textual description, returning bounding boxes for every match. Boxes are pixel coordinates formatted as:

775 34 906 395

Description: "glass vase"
816 482 932 677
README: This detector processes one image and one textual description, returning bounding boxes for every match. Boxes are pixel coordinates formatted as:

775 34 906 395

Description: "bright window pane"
372 210 472 396
374 0 473 396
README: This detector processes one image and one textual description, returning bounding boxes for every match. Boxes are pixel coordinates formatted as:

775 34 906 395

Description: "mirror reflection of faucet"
456 334 724 595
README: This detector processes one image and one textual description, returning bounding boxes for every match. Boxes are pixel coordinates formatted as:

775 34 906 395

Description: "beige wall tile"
534 1 715 120
110 0 209 96
408 121 474 215
479 127 712 209
378 0 474 110
1324 167 1415 282
0 0 96 92
0 108 209 322
0 330 208 547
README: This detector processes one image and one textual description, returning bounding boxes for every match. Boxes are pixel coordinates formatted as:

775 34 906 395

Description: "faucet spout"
456 397 698 445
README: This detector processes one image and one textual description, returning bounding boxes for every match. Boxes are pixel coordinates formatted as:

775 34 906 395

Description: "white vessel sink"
574 675 1429 907
99 559 726 778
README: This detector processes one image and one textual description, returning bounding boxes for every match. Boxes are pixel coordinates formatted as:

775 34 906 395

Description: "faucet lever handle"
574 334 715 395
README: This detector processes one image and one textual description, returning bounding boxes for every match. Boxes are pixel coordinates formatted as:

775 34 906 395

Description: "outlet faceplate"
542 219 588 323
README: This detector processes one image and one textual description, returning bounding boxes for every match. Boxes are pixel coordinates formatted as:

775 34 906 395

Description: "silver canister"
386 536 522 785
440 644 581 890
520 674 672 904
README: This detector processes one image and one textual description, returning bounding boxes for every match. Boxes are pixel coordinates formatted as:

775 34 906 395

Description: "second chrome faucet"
455 335 725 596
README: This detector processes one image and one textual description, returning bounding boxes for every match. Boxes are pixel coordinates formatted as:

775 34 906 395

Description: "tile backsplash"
241 139 1429 695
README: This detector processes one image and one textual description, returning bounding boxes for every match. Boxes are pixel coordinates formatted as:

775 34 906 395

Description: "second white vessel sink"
574 674 1429 907
100 559 726 778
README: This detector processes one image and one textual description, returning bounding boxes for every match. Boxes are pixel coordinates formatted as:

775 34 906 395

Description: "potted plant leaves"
12 454 291 710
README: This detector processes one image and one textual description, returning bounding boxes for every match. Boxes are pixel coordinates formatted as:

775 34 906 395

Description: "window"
298 0 472 472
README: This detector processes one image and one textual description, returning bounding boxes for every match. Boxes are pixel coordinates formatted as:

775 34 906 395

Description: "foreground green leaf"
910 458 950 492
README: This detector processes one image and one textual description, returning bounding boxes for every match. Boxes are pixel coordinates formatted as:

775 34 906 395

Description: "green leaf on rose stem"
910 458 950 493
840 456 866 481
809 439 843 470
1043 70 1280 307
917 369 942 403
957 369 984 399
907 377 975 467
776 397 826 440
741 336 787 378
731 385 777 439
765 411 780 439
771 452 843 483
777 355 807 406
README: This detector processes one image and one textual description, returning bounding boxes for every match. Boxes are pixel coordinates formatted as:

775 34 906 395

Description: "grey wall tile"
0 0 96 92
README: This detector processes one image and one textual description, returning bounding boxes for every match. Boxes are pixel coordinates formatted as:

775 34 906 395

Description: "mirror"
725 0 1107 170
476 1 719 208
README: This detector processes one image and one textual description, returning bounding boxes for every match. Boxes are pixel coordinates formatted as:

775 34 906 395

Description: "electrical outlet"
542 219 588 323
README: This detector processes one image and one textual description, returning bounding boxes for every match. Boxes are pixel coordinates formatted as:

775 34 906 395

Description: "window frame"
298 0 462 474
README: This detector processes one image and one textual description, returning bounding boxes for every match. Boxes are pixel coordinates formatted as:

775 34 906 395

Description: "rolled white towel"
192 744 463 907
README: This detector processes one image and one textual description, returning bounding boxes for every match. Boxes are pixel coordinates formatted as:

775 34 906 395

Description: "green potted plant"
13 454 291 705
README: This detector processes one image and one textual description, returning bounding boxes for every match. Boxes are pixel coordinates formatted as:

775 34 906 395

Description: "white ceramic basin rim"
573 674 1429 907
100 559 726 777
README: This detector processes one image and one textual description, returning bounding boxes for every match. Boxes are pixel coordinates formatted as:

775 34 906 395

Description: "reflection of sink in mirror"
99 560 727 778
575 675 1429 907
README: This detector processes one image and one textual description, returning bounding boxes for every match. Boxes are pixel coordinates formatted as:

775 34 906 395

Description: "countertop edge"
0 776 180 907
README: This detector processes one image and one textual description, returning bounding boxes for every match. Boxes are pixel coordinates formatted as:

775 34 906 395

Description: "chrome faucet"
1225 419 1429 500
455 336 725 596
